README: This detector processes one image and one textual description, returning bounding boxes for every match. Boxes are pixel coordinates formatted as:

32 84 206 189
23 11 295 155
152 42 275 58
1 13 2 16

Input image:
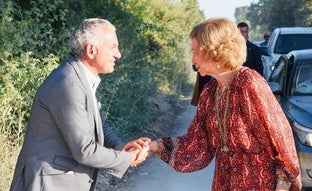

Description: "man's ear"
85 44 97 59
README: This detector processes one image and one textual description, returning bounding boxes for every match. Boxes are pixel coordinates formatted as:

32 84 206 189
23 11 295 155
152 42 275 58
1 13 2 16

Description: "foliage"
0 0 204 188
0 52 58 190
0 52 59 143
251 0 308 30
59 0 204 135
0 0 204 139
111 0 202 91
299 0 312 26
0 133 21 191
0 0 70 59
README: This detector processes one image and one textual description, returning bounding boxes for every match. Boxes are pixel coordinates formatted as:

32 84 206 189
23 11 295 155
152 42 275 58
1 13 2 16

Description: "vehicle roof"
287 49 312 60
274 27 312 34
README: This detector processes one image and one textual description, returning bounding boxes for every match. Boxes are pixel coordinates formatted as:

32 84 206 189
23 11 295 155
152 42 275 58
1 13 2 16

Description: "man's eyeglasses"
264 35 270 38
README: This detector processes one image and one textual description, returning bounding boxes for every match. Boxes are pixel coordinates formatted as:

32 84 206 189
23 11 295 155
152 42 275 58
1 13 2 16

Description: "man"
10 18 150 191
237 22 263 76
260 32 270 47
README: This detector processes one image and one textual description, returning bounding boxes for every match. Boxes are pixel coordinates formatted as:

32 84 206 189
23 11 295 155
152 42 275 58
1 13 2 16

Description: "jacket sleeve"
47 76 132 178
252 44 264 76
100 109 125 150
245 41 264 76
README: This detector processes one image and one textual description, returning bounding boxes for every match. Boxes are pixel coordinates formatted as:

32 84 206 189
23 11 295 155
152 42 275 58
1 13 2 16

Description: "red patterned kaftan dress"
157 67 301 190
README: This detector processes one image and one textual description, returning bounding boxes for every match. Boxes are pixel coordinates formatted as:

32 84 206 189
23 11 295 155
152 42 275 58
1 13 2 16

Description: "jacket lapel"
67 56 104 145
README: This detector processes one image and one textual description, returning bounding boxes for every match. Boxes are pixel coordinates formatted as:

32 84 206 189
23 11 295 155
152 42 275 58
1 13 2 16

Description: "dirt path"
96 97 215 191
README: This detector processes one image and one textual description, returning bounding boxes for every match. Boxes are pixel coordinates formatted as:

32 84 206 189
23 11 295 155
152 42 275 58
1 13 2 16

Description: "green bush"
0 0 204 144
0 52 59 143
0 133 21 191
0 0 204 189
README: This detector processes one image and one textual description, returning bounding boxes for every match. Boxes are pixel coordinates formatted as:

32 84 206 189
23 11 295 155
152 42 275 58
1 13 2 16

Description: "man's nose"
115 49 121 59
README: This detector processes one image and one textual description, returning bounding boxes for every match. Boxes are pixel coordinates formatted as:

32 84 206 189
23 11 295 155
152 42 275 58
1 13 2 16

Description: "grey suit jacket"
10 56 132 191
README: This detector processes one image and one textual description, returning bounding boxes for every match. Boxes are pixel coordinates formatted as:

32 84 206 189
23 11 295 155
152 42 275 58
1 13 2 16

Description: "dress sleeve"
157 92 216 173
240 69 301 190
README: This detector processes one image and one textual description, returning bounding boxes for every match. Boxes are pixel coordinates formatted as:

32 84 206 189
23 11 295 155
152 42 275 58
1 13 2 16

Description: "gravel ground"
96 96 214 191
95 92 190 191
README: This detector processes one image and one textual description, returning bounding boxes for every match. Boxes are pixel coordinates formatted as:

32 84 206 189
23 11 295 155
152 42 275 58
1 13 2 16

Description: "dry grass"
0 133 21 191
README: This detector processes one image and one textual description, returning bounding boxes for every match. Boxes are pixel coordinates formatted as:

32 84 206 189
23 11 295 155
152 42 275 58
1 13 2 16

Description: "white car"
260 27 312 80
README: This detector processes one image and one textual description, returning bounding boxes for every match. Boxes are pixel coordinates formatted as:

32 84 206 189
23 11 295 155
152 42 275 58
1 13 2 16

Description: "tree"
247 0 311 34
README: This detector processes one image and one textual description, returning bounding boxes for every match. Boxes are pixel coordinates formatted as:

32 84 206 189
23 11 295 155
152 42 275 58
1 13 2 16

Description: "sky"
198 0 258 21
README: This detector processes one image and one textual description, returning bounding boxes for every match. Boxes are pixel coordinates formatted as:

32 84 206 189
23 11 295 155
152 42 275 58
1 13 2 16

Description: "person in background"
148 17 301 191
237 22 263 76
260 31 271 47
190 68 212 106
10 18 150 191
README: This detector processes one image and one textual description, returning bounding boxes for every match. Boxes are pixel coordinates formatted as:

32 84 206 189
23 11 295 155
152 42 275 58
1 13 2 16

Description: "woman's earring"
217 64 220 69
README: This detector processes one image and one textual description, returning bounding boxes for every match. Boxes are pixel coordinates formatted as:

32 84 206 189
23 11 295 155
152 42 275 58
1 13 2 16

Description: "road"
122 103 215 191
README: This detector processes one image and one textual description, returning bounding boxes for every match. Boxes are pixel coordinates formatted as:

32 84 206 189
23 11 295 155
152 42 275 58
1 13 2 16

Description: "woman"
148 18 301 190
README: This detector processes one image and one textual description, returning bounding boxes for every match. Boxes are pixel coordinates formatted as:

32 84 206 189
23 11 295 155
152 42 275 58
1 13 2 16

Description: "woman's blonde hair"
190 17 246 70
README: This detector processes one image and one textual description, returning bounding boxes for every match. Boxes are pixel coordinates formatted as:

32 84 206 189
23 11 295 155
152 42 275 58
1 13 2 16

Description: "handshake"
122 137 158 167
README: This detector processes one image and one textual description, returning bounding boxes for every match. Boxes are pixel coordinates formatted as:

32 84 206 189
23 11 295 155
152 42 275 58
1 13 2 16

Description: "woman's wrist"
148 140 160 155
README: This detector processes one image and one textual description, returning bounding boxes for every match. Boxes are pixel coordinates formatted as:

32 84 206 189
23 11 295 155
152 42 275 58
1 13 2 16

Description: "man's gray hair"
69 18 115 58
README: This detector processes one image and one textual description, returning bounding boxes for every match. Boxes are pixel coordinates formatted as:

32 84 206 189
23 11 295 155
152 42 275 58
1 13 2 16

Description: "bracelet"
147 140 161 156
277 180 291 189
276 177 286 182
155 140 162 156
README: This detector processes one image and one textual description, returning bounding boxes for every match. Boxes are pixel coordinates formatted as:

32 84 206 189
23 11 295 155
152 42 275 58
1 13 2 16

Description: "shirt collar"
77 60 101 90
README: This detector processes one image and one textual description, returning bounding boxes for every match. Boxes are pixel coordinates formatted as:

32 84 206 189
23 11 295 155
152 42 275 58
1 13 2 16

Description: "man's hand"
129 146 149 167
123 137 151 167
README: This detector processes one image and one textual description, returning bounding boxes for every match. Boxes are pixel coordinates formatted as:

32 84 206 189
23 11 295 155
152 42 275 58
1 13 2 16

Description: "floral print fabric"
158 67 301 190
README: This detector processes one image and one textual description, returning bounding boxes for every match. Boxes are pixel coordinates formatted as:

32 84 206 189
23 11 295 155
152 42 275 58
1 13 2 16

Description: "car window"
294 60 312 94
274 34 312 54
269 57 287 92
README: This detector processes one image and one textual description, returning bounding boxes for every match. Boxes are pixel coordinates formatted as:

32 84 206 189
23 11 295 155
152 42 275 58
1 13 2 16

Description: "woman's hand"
123 137 151 151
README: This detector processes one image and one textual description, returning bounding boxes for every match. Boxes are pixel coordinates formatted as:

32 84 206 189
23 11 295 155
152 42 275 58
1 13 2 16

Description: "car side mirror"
260 46 268 56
